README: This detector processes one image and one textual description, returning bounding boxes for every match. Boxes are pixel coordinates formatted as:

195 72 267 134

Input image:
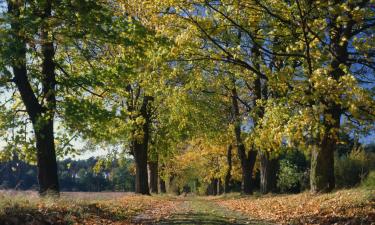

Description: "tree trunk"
310 108 340 193
8 0 59 196
134 141 149 194
239 147 257 195
207 179 218 196
260 152 278 194
159 163 167 193
224 144 232 193
148 161 158 194
169 175 179 194
38 1 59 196
133 96 153 195
35 120 59 196
310 13 351 193
217 179 223 195
159 177 166 193
310 143 335 193
231 87 257 195
212 179 218 196
309 27 343 193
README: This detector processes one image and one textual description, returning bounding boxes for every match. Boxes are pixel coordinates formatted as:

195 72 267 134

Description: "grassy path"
132 197 273 225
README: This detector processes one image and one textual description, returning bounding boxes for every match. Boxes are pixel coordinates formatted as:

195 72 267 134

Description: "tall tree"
6 0 59 195
255 0 375 192
1 0 134 195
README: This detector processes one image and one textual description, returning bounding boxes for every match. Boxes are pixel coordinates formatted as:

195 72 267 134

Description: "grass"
138 196 272 225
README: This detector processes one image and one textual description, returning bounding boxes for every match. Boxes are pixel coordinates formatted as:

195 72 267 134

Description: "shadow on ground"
135 212 269 225
131 197 274 225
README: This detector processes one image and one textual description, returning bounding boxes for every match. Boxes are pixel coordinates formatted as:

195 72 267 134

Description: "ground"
132 197 271 225
0 188 373 225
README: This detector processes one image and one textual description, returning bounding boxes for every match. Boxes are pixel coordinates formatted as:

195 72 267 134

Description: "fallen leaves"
1 190 374 225
131 197 183 224
0 191 172 225
215 189 375 225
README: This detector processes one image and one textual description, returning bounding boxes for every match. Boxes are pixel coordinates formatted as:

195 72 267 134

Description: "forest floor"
214 188 375 225
0 188 373 225
131 196 271 225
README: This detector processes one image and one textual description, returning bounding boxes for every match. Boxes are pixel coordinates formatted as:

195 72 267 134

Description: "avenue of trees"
0 0 374 196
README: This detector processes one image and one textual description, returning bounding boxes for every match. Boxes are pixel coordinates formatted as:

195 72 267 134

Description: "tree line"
0 156 135 192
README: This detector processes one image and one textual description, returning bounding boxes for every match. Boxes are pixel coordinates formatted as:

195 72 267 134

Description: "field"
0 188 374 225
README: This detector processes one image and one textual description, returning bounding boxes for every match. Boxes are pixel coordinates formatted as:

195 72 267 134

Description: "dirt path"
131 197 273 225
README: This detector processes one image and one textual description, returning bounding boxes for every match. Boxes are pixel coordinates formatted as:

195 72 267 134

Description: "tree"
254 0 375 192
0 0 140 195
5 0 60 195
126 0 287 194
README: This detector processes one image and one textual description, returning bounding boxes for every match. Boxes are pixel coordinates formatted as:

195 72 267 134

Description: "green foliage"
0 0 154 161
277 160 304 193
361 171 375 190
335 148 375 188
0 0 374 196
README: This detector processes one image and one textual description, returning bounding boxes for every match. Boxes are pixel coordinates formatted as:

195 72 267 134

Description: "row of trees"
166 138 375 195
0 156 135 192
0 0 374 196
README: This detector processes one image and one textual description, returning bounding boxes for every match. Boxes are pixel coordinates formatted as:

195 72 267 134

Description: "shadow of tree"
0 203 134 225
135 212 270 225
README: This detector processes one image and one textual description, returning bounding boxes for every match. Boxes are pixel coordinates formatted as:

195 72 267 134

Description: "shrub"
361 170 375 189
277 160 304 193
335 148 375 188
282 150 309 171
277 150 309 193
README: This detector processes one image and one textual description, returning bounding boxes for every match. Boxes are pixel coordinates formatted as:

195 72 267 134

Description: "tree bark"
231 87 257 194
8 0 59 196
133 96 153 195
134 141 149 194
159 163 167 193
159 177 166 193
240 147 257 195
260 152 278 194
212 179 218 196
224 144 232 193
148 160 158 194
38 1 59 196
310 107 340 193
310 143 335 193
35 118 59 196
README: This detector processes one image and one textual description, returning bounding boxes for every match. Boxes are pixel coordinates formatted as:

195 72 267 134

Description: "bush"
282 150 309 171
277 150 309 193
335 148 375 188
277 160 304 193
361 171 375 189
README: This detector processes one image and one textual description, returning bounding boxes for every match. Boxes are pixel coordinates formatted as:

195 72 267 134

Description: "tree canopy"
0 0 374 196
